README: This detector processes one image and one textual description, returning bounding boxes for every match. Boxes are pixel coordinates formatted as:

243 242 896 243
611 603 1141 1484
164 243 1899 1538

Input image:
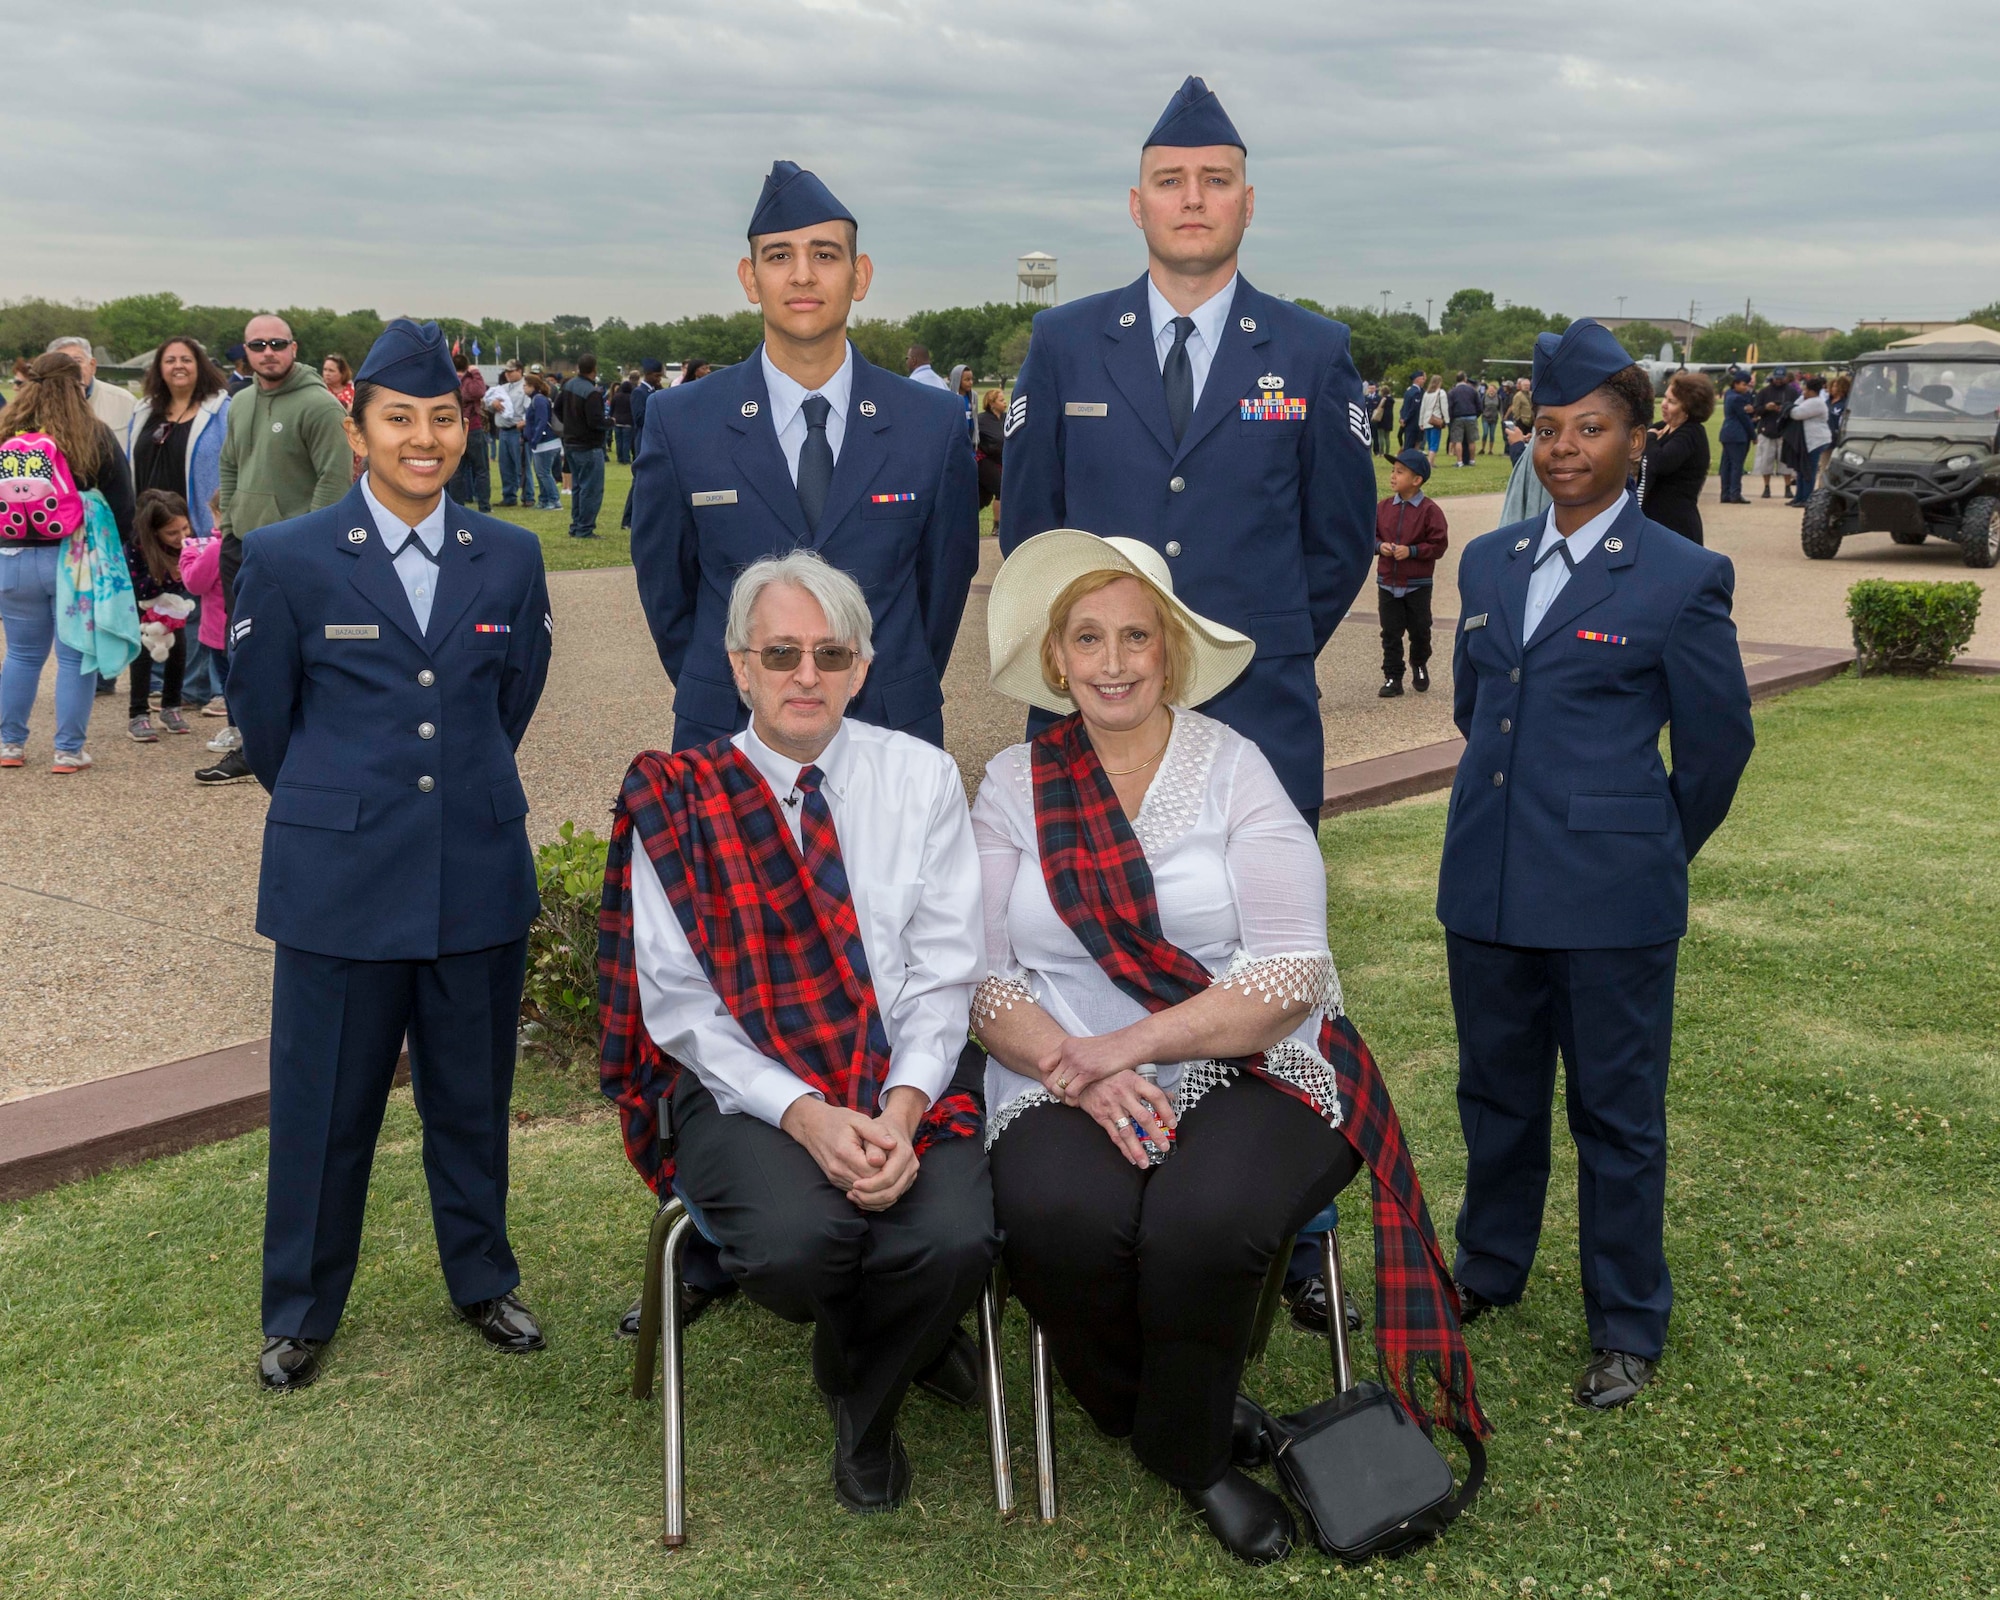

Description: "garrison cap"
748 160 855 240
1530 319 1636 407
356 318 458 397
1144 75 1245 152
641 357 664 374
1393 448 1433 483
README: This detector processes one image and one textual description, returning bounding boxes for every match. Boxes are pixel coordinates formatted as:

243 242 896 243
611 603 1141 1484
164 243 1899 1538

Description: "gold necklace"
1097 711 1175 776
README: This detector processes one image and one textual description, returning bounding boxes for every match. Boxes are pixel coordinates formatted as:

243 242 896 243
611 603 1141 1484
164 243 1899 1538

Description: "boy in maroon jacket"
1376 447 1449 697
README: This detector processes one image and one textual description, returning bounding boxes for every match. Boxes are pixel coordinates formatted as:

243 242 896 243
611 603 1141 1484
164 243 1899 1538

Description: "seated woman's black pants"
989 1071 1361 1490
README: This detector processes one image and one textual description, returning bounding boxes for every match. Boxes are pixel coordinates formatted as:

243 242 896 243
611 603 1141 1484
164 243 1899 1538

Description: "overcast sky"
13 1 1997 332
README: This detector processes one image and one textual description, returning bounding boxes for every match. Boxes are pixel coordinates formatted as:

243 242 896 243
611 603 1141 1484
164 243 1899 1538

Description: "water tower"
1016 252 1058 306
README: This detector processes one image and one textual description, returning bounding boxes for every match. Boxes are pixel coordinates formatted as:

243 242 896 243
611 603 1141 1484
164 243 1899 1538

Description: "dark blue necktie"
1534 538 1576 572
795 765 892 1059
1163 316 1196 443
797 394 834 529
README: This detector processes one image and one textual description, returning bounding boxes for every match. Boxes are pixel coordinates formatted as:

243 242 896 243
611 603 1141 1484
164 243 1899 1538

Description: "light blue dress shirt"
360 473 447 634
1522 491 1625 645
1146 271 1240 410
761 342 853 486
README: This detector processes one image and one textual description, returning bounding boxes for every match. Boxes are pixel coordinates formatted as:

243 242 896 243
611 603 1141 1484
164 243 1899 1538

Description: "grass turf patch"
3 674 1995 1598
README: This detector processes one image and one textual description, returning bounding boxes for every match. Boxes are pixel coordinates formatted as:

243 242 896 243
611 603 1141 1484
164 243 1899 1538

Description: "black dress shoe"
614 1278 735 1338
258 1336 323 1391
1283 1273 1364 1336
1181 1467 1295 1565
1457 1285 1500 1324
1412 663 1431 693
824 1394 912 1513
913 1324 980 1409
1574 1349 1656 1409
454 1290 547 1351
1378 678 1404 698
1231 1392 1271 1468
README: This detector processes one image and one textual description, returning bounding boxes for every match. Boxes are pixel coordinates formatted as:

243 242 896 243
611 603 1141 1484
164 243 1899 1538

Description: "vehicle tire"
1960 495 1998 569
1890 528 1928 545
1800 490 1842 560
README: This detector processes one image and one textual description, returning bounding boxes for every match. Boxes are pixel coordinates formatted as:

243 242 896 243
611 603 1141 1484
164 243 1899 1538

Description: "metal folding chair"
629 1193 1016 1545
1016 1199 1352 1522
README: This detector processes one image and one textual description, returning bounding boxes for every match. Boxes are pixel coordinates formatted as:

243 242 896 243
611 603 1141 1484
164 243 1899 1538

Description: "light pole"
1617 295 1627 319
1426 297 1434 329
1381 290 1391 317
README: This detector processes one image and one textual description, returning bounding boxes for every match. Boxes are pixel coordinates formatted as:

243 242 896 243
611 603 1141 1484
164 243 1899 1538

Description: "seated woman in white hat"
971 531 1487 1566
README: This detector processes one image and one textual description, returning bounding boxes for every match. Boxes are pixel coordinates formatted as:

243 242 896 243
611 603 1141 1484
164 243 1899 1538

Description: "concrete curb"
0 640 1877 1205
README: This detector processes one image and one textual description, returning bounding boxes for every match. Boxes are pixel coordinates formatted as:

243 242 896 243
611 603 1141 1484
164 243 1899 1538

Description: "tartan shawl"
598 740 980 1194
1030 714 1489 1439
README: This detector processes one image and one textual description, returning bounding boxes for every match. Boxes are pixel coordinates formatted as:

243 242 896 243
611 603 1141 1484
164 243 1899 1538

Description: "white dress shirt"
1522 491 1625 646
907 363 952 391
630 718 983 1127
359 473 446 633
1146 271 1240 410
761 343 853 485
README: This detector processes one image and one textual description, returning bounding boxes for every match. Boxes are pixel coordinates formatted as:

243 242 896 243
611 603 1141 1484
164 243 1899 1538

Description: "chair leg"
1028 1315 1057 1522
1246 1233 1296 1364
1321 1228 1354 1395
658 1210 695 1546
977 1274 1014 1515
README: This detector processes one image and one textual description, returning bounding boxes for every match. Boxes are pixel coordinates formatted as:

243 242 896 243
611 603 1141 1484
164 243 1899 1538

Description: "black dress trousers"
262 937 528 1340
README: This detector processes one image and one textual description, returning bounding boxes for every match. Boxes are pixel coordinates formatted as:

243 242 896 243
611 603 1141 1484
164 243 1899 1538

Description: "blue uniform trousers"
262 937 528 1340
1446 931 1679 1360
1718 439 1749 502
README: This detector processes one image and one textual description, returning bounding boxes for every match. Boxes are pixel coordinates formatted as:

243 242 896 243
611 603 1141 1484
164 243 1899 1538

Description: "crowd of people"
2 72 1766 1576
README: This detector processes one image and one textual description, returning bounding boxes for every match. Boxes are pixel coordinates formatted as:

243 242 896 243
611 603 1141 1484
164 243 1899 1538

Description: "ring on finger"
1112 1115 1131 1129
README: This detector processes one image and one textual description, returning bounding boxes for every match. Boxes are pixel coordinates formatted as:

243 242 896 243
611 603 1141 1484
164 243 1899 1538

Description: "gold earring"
1057 672 1069 692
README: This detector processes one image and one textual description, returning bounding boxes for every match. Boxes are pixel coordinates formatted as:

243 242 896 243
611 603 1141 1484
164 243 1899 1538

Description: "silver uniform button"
1169 476 1185 493
1164 540 1182 557
418 722 436 740
1492 772 1506 787
417 669 435 687
1509 668 1521 683
1499 717 1512 733
417 775 435 793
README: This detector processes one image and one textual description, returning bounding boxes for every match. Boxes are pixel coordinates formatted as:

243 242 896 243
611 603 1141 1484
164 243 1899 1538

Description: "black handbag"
1264 1233 1486 1562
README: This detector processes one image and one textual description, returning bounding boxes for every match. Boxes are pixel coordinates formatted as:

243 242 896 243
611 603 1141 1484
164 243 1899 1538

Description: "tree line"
7 289 1995 388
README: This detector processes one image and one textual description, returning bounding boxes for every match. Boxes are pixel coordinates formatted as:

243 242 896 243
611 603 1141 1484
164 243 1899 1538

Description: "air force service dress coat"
228 481 554 960
998 274 1378 811
1437 497 1754 949
629 344 979 750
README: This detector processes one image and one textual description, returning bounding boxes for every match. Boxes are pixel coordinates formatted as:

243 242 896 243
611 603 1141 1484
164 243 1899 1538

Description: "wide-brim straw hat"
987 529 1255 715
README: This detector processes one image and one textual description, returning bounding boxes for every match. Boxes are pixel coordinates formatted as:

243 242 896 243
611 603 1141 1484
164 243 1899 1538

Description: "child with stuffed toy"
125 489 197 742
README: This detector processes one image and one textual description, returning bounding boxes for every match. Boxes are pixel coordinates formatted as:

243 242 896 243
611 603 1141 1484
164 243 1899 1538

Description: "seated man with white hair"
600 548 999 1514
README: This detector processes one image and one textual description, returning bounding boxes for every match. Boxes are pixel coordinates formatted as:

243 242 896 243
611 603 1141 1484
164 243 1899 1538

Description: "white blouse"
969 710 1345 1146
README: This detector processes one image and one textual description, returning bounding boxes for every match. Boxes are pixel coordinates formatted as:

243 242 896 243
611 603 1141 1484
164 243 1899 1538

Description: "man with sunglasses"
196 314 353 785
629 160 978 754
601 549 996 1514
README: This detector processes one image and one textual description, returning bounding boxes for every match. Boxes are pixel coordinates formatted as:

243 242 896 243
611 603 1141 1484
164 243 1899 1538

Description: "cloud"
8 0 1997 328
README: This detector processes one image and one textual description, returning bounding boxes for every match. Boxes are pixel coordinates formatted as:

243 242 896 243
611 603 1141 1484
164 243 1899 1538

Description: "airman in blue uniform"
1438 320 1755 1409
230 319 554 1390
630 161 978 753
1000 77 1377 823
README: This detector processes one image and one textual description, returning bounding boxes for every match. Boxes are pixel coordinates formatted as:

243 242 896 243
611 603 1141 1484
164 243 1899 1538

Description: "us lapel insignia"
347 527 368 544
1605 537 1624 552
1239 317 1256 332
741 400 758 418
1119 312 1137 327
859 399 877 417
457 530 473 545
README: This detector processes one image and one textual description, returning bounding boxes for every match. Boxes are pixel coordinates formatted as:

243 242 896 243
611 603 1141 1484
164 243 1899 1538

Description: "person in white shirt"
905 342 951 389
600 548 999 1515
484 362 529 507
47 335 137 434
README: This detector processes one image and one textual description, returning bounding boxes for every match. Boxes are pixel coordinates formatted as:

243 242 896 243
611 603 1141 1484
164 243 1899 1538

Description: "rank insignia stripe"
1576 629 1629 645
1004 395 1028 438
868 492 917 503
324 624 380 640
691 489 739 507
473 623 512 634
1064 402 1109 417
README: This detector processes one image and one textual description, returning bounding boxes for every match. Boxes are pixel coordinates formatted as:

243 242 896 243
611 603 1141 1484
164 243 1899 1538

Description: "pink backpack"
0 431 86 541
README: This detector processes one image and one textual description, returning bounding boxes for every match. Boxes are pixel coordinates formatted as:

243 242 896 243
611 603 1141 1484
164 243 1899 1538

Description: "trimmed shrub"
521 821 610 1068
1846 579 1982 675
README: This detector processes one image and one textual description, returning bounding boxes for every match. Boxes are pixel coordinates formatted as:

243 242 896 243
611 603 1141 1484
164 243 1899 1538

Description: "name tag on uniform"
325 624 379 640
1463 613 1489 631
691 489 738 507
1064 402 1109 417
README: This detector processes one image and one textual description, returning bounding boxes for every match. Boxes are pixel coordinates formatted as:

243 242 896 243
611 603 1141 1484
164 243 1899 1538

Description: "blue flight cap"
641 357 663 374
1530 318 1637 407
748 160 855 240
1392 448 1433 483
226 343 246 362
1143 75 1245 152
356 318 458 397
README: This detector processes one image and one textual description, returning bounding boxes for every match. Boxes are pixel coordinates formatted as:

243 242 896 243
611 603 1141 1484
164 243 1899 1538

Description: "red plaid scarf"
1031 715 1489 1439
598 741 980 1194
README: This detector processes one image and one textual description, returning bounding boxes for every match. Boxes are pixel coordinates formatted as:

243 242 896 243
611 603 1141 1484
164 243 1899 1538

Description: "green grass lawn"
9 673 1993 1599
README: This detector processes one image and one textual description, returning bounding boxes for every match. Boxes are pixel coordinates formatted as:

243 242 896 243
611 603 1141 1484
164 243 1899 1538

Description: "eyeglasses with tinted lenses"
244 338 293 353
753 644 858 673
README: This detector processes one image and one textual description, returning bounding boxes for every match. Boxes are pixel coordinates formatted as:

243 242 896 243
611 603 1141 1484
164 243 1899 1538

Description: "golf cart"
1802 343 2000 567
